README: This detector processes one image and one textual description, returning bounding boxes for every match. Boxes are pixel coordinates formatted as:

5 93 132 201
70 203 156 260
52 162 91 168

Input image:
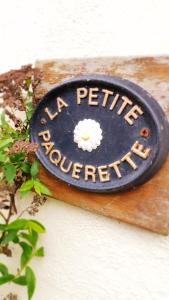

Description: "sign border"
30 75 169 193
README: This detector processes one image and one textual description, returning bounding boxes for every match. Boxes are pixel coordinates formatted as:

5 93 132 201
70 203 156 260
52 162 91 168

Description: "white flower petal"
74 119 103 152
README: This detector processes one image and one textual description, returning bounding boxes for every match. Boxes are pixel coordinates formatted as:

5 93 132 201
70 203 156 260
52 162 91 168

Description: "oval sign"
30 75 169 193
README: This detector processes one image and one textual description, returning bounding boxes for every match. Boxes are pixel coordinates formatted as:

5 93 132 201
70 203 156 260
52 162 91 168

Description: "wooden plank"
35 57 169 235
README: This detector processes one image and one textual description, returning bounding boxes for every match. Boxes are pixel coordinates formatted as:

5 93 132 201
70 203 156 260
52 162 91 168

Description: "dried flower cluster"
9 141 39 155
0 65 42 111
27 194 47 216
3 293 17 300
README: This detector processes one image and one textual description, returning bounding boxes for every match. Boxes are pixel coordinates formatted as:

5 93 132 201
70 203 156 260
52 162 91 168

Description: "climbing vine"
0 66 51 300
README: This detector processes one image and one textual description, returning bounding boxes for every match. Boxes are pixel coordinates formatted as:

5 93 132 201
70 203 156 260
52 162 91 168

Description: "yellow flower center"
81 133 90 141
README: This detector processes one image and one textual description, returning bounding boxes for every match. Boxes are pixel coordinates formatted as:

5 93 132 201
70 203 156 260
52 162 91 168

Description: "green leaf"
25 266 36 300
0 172 4 180
6 219 29 231
26 111 33 121
27 91 33 97
6 219 45 234
0 263 8 276
33 180 52 196
10 152 25 163
0 138 13 150
0 152 8 163
26 101 33 111
30 160 39 178
20 242 32 269
33 181 41 195
35 247 44 257
30 230 38 247
0 274 14 285
0 112 6 125
21 162 31 174
13 275 27 286
0 224 6 231
28 220 45 234
13 236 19 244
25 78 31 88
21 230 38 247
19 179 34 194
1 230 17 245
20 190 30 198
4 164 16 184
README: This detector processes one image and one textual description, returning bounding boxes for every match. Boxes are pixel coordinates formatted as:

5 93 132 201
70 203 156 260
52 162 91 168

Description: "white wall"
1 1 169 299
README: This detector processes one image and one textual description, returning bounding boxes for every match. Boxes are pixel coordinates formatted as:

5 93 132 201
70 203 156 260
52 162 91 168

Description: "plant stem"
0 183 19 242
0 211 7 223
17 208 29 219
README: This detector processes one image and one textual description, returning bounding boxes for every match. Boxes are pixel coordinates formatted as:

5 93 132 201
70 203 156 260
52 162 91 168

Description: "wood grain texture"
35 56 169 235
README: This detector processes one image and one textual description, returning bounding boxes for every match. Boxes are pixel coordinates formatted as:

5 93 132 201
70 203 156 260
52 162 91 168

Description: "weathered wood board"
35 57 169 235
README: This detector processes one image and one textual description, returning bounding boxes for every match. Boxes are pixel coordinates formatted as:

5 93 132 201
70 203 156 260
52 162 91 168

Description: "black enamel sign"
30 75 169 193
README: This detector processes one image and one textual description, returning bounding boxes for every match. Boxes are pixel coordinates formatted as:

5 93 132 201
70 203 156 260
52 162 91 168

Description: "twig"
0 211 7 223
17 207 29 219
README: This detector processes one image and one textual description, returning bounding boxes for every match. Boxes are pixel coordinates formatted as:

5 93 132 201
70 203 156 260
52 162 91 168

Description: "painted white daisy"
74 119 103 152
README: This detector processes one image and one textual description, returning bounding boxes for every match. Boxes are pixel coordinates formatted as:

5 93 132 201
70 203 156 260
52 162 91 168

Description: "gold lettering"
44 107 58 120
109 94 120 111
85 165 96 182
89 88 99 106
124 105 143 125
102 89 113 107
45 97 68 120
131 141 151 159
38 130 51 141
49 149 61 166
72 163 83 179
121 152 137 170
109 160 122 178
98 165 110 182
57 97 68 112
117 96 133 115
41 142 54 155
77 87 88 104
60 156 73 173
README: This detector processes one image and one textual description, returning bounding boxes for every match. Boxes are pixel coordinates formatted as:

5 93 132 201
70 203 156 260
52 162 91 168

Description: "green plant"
0 67 52 300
